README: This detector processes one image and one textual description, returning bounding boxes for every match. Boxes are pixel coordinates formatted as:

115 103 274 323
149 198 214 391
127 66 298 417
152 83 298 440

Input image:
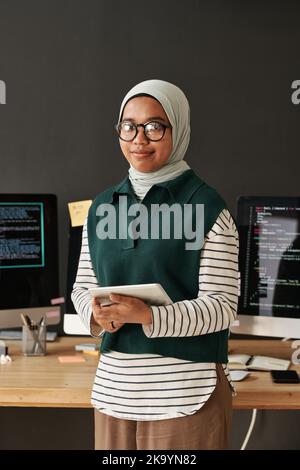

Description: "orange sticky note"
58 355 86 363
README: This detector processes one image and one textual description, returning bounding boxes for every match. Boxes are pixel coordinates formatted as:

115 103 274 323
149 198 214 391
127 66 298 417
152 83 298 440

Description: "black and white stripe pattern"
143 210 239 339
71 208 239 421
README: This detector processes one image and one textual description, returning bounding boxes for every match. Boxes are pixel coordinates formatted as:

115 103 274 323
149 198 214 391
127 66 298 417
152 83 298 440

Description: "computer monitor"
231 196 300 339
0 194 60 328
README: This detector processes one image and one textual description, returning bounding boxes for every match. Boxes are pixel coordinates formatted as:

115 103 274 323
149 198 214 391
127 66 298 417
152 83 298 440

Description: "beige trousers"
94 364 232 450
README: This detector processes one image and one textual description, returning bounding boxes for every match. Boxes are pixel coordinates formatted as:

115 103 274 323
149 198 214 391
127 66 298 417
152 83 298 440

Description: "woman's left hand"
97 294 152 326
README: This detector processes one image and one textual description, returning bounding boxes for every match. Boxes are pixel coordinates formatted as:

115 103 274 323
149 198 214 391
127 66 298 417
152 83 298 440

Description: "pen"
24 314 33 328
33 322 46 354
20 313 31 328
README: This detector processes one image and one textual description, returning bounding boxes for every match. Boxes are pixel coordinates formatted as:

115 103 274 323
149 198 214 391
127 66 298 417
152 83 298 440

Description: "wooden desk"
230 339 300 410
0 337 99 408
1 337 300 409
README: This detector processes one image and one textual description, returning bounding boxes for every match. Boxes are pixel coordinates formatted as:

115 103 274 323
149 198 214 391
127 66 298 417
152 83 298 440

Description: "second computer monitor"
232 196 300 339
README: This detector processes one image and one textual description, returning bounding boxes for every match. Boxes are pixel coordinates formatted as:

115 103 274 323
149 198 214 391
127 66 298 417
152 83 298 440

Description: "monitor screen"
237 196 300 319
0 194 59 327
0 201 45 270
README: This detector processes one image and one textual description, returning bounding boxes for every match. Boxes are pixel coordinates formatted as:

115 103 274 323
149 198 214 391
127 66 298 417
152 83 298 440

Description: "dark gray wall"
0 0 299 450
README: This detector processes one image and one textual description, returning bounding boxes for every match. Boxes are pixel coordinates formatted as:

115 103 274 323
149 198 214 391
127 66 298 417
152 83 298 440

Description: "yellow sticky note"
82 350 100 356
68 200 92 227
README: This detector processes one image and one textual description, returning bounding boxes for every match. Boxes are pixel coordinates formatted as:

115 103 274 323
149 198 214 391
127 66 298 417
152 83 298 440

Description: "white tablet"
88 283 172 306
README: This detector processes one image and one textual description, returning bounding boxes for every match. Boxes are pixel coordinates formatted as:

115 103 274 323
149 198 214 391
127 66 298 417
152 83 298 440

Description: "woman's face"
119 96 173 173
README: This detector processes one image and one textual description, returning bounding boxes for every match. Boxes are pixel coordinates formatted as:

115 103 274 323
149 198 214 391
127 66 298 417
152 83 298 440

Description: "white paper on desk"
247 355 290 371
228 354 251 370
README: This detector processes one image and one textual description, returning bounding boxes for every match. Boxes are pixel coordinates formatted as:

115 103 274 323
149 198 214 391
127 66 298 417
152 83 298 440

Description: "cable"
240 408 257 450
241 336 291 449
240 334 289 449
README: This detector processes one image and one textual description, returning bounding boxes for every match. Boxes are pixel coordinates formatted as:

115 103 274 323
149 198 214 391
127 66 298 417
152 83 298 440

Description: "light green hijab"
118 79 191 200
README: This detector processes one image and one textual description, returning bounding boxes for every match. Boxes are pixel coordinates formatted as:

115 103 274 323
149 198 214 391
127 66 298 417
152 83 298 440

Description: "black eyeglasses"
115 120 172 142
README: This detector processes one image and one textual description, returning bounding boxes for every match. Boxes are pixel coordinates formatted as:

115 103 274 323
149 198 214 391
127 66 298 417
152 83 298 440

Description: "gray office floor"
1 408 300 450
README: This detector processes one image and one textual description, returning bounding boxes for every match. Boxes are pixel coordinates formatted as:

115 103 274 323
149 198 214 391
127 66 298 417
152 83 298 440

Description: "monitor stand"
0 306 61 329
231 314 300 339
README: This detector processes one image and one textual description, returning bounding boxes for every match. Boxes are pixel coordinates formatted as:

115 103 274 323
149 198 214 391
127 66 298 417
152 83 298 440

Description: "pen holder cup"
22 324 47 356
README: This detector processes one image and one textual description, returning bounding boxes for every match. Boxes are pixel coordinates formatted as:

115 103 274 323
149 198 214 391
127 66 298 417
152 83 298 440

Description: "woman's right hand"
92 297 124 333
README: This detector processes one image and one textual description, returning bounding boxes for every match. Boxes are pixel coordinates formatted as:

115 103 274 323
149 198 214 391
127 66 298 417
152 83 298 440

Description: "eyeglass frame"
115 120 172 142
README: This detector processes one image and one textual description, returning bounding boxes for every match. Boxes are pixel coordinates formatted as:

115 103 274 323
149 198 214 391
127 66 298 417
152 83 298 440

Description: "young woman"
72 79 239 450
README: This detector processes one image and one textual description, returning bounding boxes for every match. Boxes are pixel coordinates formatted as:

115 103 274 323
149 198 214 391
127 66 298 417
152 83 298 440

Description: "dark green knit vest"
87 169 229 362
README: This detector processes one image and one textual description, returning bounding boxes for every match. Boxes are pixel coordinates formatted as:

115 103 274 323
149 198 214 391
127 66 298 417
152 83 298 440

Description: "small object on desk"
0 340 7 356
230 370 250 382
21 314 47 356
58 355 86 363
0 354 12 365
228 354 290 371
270 370 300 384
82 350 100 356
228 354 253 370
75 343 100 351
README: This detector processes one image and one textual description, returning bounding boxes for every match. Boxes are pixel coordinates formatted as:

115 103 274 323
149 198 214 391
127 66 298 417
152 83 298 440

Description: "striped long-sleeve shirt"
71 208 239 421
